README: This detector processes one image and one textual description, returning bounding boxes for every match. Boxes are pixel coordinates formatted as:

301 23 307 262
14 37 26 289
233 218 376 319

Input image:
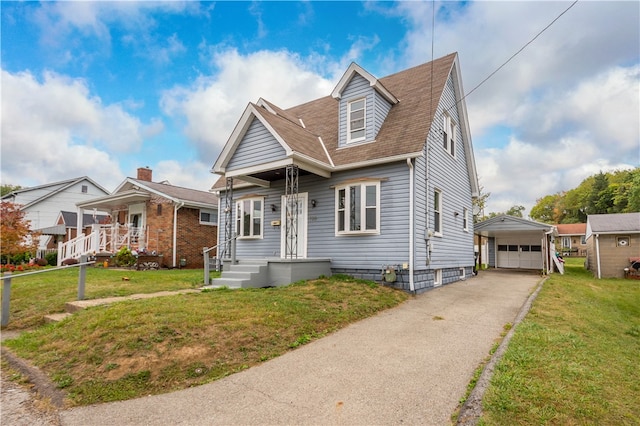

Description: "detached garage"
475 215 557 273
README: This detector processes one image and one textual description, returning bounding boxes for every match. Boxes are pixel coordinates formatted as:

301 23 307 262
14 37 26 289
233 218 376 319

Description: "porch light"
311 199 317 208
271 204 277 212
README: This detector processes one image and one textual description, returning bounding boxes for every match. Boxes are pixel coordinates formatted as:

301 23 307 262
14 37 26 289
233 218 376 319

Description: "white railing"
550 241 565 274
57 224 148 265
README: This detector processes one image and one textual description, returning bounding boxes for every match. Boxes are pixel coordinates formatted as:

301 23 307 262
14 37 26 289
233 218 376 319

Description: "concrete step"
44 313 73 323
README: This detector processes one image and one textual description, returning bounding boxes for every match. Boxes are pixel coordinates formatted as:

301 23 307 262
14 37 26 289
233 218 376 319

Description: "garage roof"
475 215 554 238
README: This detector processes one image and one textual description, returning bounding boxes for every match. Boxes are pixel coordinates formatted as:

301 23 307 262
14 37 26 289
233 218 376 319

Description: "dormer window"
348 98 366 143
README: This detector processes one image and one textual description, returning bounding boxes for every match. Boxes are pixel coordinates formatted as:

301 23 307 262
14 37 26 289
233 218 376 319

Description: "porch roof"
76 190 151 211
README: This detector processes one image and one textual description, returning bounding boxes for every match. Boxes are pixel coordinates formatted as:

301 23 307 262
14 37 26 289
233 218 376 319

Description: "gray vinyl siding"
227 118 287 170
222 162 412 270
337 75 392 147
415 69 475 274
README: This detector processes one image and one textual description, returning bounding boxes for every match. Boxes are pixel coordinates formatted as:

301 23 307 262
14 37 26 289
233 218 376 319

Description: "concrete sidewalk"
59 271 541 426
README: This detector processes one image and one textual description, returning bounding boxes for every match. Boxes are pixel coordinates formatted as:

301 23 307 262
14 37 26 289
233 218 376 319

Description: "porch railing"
203 234 237 285
57 224 148 265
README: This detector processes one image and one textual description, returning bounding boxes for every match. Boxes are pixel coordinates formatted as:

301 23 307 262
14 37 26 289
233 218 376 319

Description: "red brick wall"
144 198 175 267
175 206 218 268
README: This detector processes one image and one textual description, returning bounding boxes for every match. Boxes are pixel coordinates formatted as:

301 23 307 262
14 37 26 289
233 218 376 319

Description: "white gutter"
173 201 185 267
407 158 415 292
595 233 602 279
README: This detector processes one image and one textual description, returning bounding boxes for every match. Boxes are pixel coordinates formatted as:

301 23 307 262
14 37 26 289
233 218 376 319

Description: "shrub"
45 251 58 266
114 247 136 267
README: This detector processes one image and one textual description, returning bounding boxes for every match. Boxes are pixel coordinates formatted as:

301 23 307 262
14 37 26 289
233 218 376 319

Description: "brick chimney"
137 167 152 182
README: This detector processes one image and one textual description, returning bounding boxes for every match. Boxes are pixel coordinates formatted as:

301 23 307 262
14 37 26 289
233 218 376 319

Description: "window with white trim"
336 181 380 234
443 113 456 157
347 98 366 143
463 207 468 231
236 198 263 238
200 208 217 225
434 189 442 235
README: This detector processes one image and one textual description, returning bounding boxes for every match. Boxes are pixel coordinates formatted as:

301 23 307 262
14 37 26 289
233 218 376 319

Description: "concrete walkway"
59 271 541 426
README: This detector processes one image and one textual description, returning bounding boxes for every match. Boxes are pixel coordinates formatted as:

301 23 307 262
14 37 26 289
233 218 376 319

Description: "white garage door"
496 237 543 269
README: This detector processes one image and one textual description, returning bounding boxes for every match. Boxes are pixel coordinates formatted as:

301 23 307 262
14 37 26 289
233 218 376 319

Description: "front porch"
207 258 332 289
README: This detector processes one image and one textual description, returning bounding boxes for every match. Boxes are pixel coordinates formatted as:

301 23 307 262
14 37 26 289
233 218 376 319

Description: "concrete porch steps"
207 260 269 289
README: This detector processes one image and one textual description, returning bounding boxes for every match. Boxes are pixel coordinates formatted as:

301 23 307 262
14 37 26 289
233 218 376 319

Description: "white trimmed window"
200 209 217 226
236 198 263 238
443 113 456 157
463 207 469 231
336 181 380 234
434 189 442 235
347 98 366 143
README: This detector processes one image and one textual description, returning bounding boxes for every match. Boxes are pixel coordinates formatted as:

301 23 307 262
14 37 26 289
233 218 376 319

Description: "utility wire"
456 0 579 106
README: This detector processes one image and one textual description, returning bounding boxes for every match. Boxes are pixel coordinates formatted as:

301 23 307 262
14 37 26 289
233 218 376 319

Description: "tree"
506 205 525 218
472 185 491 223
1 184 22 197
530 194 562 223
0 201 39 262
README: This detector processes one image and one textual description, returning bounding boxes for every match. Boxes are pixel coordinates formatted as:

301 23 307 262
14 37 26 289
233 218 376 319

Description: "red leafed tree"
1 201 39 259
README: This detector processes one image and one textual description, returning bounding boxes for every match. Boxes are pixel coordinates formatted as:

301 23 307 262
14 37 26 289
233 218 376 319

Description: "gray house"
211 52 479 293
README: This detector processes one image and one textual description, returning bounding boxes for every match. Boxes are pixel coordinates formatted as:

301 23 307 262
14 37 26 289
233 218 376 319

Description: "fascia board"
212 104 293 174
450 55 480 199
332 63 398 104
332 152 423 171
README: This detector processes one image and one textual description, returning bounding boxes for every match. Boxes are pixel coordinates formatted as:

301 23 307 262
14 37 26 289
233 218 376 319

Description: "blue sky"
2 1 639 216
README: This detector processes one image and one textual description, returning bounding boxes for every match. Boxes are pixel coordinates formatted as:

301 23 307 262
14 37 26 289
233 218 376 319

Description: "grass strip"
480 258 640 425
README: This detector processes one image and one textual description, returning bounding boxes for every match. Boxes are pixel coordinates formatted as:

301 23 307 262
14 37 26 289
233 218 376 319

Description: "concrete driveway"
60 270 541 426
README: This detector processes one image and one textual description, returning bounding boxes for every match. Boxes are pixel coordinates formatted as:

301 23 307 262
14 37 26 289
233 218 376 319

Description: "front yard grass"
1 267 209 330
480 257 640 425
2 274 408 406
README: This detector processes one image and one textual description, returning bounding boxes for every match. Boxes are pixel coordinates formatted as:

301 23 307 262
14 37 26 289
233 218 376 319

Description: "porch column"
285 164 299 259
224 177 234 260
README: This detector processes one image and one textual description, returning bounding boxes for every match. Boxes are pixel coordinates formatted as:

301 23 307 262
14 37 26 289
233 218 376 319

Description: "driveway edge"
456 276 547 425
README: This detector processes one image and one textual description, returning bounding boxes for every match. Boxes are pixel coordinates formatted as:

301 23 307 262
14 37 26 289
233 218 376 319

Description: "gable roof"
556 223 586 235
331 62 398 104
586 213 640 238
212 52 478 196
78 177 218 211
1 176 110 209
475 215 554 237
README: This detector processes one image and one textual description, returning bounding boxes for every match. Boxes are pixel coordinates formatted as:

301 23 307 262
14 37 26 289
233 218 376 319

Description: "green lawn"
2 273 408 406
480 257 640 425
1 267 209 330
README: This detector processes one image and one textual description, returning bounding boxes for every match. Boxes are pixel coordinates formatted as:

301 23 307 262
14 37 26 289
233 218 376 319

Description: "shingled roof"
212 53 472 191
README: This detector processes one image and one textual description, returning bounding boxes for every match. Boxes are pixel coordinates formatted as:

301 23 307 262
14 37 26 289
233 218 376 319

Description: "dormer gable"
332 63 399 148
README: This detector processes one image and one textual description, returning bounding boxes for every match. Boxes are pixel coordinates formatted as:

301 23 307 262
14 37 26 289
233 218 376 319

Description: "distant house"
1 177 110 252
585 212 640 278
211 52 479 292
64 168 219 268
556 223 587 256
474 215 556 272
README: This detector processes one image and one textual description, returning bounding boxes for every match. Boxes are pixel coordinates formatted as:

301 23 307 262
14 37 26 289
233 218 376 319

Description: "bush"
45 251 58 266
114 247 136 267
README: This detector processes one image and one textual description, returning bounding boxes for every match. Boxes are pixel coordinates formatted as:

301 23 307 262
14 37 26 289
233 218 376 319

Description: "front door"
280 192 307 258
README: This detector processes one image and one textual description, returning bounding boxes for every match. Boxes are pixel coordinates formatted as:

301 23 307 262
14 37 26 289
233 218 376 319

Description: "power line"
457 0 579 106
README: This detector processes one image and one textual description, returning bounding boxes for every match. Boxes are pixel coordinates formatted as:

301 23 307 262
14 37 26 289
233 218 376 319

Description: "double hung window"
236 198 263 238
336 181 379 234
200 209 217 225
434 189 442 235
348 98 366 143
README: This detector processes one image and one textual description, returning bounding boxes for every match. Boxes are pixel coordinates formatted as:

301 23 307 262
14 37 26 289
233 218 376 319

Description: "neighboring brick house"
71 168 218 268
585 212 640 278
556 223 587 256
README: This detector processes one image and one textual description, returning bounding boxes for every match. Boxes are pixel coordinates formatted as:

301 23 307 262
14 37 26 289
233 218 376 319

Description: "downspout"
173 201 185 267
407 158 415 292
595 233 602 279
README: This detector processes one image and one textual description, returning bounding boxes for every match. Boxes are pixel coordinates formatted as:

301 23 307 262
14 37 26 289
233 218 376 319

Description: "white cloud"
392 1 640 216
153 160 217 192
0 69 160 190
160 48 336 164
